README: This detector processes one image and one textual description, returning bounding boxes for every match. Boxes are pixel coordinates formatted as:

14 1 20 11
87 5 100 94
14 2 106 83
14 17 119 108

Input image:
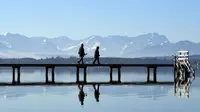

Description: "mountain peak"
137 32 162 37
4 33 20 36
177 40 194 44
3 33 28 38
107 35 128 37
151 32 159 36
86 35 103 40
88 35 102 38
55 36 70 39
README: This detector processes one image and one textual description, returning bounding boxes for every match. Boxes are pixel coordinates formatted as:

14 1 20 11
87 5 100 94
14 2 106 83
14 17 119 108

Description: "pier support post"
153 67 157 83
110 67 113 82
147 67 150 82
52 66 55 83
45 67 49 83
17 67 20 84
174 67 177 94
118 67 121 83
76 67 79 83
174 56 177 93
84 67 87 83
12 67 15 84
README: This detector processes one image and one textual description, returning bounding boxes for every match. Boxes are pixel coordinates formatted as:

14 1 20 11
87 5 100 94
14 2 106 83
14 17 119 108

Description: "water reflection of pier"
0 78 194 105
174 55 195 98
0 84 172 102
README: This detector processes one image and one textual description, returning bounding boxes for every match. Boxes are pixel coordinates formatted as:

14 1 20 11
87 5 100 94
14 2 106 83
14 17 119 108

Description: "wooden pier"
0 64 174 86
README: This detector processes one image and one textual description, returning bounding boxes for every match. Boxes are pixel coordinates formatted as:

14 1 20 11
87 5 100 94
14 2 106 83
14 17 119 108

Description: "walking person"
78 84 87 106
93 84 100 102
93 46 100 64
78 44 87 64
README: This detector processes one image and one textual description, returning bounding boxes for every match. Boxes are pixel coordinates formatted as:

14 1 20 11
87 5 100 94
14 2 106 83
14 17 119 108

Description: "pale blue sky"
0 0 199 42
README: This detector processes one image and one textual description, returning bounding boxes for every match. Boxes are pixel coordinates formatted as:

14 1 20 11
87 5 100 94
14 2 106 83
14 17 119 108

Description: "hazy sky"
0 0 199 42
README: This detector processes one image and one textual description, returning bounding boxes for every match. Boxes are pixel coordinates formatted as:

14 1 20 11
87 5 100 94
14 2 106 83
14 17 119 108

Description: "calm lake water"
0 68 199 112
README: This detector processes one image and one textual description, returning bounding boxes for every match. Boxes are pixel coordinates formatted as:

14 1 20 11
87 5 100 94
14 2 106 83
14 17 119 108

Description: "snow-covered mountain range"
0 32 199 58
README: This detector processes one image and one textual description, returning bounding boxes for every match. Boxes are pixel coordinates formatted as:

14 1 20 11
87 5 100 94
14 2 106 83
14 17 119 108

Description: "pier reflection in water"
78 84 100 105
174 60 196 98
76 77 195 106
0 70 199 112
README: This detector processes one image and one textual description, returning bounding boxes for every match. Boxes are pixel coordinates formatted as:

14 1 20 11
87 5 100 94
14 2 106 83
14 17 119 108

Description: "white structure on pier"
177 50 189 63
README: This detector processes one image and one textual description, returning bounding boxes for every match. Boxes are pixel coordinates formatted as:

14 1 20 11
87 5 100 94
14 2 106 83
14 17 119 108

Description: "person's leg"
97 58 100 64
79 85 83 91
93 58 96 64
78 56 81 64
93 84 96 90
81 57 84 64
81 84 84 89
78 85 81 89
98 84 100 91
97 84 100 91
79 57 83 64
77 59 80 63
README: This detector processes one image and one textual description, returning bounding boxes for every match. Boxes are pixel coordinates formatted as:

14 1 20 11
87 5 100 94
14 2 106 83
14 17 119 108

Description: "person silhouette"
78 84 87 106
78 44 87 64
93 84 100 102
93 46 100 64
